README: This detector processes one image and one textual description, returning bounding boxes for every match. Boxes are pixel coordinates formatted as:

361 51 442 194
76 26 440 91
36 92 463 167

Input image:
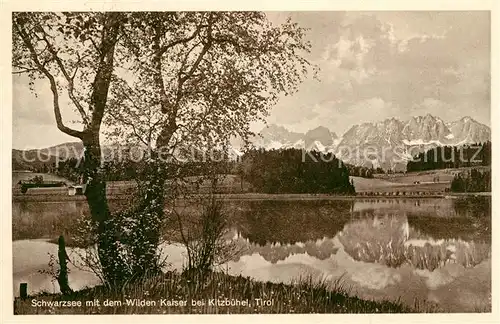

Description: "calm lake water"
12 197 491 312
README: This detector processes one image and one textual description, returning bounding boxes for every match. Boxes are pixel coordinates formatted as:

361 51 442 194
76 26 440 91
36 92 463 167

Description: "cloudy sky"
13 11 490 149
265 11 490 135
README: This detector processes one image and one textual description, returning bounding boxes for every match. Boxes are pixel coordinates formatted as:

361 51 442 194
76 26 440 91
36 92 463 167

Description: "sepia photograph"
3 2 498 321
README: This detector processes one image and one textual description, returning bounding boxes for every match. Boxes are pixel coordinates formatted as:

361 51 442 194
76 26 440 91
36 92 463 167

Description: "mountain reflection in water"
225 198 491 272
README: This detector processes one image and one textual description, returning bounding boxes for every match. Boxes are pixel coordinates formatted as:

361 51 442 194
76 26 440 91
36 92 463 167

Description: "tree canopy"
106 12 315 158
12 11 315 285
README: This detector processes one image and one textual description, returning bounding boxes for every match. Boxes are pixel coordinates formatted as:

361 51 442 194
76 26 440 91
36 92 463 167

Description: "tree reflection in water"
229 197 491 272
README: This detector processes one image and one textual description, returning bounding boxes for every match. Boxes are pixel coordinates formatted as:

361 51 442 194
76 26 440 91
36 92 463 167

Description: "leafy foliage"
106 12 315 155
450 169 491 193
406 142 491 172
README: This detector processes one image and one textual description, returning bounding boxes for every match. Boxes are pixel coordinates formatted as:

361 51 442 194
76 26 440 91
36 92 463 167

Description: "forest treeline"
237 148 355 194
450 168 491 193
53 148 356 194
406 142 491 172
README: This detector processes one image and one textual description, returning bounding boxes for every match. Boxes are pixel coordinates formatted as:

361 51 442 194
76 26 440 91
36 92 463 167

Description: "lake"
12 197 491 312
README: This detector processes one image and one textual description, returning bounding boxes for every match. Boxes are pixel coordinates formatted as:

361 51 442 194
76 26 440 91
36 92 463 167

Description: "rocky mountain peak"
304 126 337 148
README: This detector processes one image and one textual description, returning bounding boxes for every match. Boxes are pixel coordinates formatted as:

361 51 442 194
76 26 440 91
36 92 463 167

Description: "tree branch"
158 15 215 148
158 27 200 56
14 19 84 139
178 20 213 87
89 12 122 134
107 109 149 147
211 35 259 53
12 66 38 74
152 29 171 115
151 20 205 115
39 31 90 126
89 37 102 56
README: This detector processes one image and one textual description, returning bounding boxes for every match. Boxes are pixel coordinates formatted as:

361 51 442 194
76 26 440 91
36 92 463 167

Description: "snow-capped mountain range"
252 124 340 152
250 114 490 170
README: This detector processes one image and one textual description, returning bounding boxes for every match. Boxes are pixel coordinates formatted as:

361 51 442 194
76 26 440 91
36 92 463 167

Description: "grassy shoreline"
14 271 422 314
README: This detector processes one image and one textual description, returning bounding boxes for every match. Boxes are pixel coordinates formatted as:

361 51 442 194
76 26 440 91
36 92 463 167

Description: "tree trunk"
82 134 127 286
128 128 176 276
131 163 166 277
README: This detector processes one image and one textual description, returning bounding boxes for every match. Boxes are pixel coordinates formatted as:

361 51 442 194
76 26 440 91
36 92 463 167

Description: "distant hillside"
12 142 88 171
42 142 85 159
12 149 57 172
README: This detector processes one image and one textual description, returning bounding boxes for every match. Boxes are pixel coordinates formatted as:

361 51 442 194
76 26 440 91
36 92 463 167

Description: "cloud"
267 11 490 135
282 97 400 135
